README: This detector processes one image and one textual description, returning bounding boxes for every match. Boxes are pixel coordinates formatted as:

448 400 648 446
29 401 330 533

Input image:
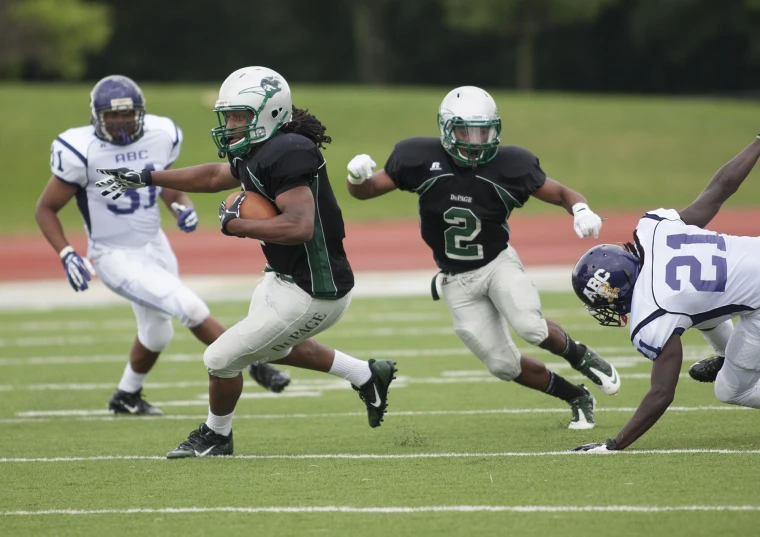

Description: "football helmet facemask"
211 66 292 157
90 75 146 145
571 244 641 327
438 86 501 167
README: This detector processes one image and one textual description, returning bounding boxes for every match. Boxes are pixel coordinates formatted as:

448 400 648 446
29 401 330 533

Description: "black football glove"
95 167 152 200
219 192 245 236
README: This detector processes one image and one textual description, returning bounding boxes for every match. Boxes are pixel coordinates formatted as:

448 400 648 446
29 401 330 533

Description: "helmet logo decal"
238 77 283 99
583 269 620 303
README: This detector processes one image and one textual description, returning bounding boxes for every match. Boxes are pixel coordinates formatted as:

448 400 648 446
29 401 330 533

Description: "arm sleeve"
384 138 431 192
50 137 88 187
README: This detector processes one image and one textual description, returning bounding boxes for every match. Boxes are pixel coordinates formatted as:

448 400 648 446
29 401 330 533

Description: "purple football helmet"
571 244 641 327
90 75 146 145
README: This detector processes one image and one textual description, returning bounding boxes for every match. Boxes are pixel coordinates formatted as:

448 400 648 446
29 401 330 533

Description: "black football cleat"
247 362 291 393
352 359 397 428
166 423 234 459
108 388 163 416
688 356 725 383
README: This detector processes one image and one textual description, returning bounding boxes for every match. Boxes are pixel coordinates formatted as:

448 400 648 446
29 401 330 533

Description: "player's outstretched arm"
345 154 398 200
98 163 239 199
532 178 603 239
680 137 760 228
613 334 683 449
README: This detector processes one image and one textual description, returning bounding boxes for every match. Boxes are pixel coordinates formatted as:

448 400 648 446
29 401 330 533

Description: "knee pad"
138 319 174 352
171 286 210 328
512 316 549 347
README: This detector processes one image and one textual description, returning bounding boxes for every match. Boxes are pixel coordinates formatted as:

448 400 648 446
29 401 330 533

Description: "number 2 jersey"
50 114 182 250
630 208 760 359
228 131 354 300
384 137 546 273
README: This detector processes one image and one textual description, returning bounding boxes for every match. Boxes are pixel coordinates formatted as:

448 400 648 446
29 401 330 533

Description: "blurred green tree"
440 0 618 91
0 0 111 80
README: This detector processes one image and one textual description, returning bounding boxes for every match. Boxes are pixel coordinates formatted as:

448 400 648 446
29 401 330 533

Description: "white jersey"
630 208 760 359
50 114 182 250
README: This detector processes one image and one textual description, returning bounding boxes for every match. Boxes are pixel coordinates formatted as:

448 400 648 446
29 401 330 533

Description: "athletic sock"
328 350 372 386
206 409 234 436
117 363 147 393
560 333 586 368
544 371 585 402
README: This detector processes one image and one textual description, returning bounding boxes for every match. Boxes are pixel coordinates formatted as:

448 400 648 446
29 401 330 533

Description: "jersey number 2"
665 233 727 292
443 207 484 260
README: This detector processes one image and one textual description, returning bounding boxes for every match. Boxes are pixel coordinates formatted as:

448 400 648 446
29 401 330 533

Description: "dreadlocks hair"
280 106 332 149
623 231 645 269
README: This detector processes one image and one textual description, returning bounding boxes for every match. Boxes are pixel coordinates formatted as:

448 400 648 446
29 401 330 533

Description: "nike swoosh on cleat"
589 367 619 386
121 403 140 414
194 445 217 457
371 384 382 408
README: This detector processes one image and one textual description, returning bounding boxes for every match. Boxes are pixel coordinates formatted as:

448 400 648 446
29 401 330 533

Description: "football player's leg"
275 339 397 428
443 276 594 429
487 247 620 395
108 304 171 416
690 320 732 383
714 315 760 408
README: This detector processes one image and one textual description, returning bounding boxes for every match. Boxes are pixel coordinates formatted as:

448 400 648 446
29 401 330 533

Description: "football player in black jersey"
345 86 619 430
97 66 397 458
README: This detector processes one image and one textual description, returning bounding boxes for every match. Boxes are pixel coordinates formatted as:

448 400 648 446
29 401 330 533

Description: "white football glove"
572 203 603 239
347 154 376 185
572 438 618 453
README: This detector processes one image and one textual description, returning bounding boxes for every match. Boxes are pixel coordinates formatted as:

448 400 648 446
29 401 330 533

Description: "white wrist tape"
59 245 75 259
347 173 367 185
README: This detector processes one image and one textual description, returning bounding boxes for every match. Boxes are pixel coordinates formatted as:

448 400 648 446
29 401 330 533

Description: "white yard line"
0 370 677 392
11 405 749 419
2 505 759 516
2 450 760 464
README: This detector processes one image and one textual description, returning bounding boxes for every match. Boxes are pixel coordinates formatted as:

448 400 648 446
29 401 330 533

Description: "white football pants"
203 272 351 378
440 246 549 381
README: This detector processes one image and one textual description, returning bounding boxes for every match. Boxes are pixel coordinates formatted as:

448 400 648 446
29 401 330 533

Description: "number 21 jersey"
630 208 760 359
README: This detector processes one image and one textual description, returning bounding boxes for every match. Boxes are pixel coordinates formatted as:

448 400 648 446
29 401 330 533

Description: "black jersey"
229 131 353 299
385 137 546 274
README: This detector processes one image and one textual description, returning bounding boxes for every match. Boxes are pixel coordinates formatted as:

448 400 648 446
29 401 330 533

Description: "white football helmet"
211 66 293 157
437 86 501 167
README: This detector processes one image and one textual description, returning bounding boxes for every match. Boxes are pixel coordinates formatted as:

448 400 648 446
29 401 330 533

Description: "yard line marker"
2 450 760 463
2 505 760 516
9 404 752 420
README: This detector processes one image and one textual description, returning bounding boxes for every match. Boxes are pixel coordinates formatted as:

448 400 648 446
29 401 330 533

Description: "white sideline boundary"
2 449 760 463
2 505 759 516
0 266 573 312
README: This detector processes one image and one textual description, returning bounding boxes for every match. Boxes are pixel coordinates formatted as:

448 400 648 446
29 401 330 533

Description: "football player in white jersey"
34 75 290 416
570 135 760 451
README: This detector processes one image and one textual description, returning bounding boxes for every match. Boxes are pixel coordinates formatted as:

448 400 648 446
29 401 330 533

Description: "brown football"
225 191 278 219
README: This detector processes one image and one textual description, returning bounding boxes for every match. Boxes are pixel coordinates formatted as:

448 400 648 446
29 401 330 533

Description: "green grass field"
2 293 759 536
3 83 760 234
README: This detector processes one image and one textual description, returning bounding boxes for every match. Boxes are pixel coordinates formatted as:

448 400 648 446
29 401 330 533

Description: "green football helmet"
211 66 292 157
437 86 501 167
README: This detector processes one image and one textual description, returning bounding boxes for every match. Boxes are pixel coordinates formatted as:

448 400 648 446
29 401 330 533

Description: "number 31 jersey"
50 114 182 250
630 208 760 359
384 137 546 274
